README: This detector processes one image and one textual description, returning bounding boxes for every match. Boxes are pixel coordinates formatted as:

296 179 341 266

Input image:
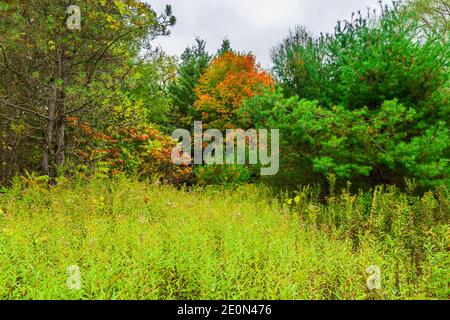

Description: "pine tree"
217 38 232 56
169 38 211 128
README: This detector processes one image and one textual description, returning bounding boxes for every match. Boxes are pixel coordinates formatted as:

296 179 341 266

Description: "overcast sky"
151 0 391 68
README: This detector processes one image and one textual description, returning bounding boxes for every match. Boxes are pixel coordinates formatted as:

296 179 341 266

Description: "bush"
66 118 193 184
244 89 449 189
194 164 253 186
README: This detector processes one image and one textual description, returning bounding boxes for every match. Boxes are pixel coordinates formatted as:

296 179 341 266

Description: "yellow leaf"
48 40 56 51
114 0 127 15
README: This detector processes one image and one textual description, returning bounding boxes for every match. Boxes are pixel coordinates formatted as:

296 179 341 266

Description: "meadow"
0 0 448 303
0 177 448 300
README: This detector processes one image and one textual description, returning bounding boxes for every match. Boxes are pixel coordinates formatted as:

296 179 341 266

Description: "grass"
0 176 448 300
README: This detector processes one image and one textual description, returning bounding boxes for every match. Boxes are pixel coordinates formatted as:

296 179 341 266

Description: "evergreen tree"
169 38 211 128
217 37 232 56
271 26 326 101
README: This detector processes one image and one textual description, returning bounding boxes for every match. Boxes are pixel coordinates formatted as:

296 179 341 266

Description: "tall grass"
0 176 448 299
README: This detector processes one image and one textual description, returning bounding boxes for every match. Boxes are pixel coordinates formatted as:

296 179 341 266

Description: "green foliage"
169 38 211 129
0 0 176 178
273 3 448 109
0 178 447 299
1 0 448 303
405 0 450 35
217 37 232 56
194 164 253 186
126 51 177 128
271 26 327 101
250 2 449 189
245 89 449 188
326 4 448 110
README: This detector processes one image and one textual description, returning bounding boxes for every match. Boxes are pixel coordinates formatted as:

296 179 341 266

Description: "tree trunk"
55 115 65 169
43 86 56 176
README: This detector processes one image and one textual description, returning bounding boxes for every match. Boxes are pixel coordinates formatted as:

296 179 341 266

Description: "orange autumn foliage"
65 117 192 184
194 51 274 129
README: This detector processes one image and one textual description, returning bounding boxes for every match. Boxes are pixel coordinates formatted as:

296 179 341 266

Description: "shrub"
245 89 449 189
194 164 253 186
66 117 192 184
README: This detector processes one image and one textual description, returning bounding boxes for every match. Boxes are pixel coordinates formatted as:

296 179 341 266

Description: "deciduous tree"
0 0 175 179
194 51 274 130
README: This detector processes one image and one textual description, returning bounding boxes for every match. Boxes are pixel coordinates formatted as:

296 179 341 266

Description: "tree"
271 26 327 101
405 0 449 36
325 4 447 110
169 38 211 129
217 37 232 56
0 0 175 179
246 3 449 189
126 50 178 129
194 51 274 130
